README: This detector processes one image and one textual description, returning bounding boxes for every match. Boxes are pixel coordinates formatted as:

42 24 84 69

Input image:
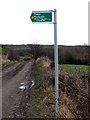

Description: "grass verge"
2 60 17 68
31 62 55 118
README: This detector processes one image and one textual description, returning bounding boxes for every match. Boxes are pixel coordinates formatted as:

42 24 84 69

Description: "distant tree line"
29 45 89 65
28 45 89 65
1 44 89 65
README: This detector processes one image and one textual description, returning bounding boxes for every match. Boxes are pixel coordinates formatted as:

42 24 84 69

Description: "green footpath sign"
30 12 52 22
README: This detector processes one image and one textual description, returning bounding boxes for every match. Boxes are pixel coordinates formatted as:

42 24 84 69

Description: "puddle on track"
19 80 35 91
19 85 26 91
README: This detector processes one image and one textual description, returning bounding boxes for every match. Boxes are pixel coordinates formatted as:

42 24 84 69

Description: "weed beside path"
30 60 89 118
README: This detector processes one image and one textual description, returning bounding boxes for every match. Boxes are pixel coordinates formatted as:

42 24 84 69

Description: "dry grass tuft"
36 56 51 67
59 89 81 118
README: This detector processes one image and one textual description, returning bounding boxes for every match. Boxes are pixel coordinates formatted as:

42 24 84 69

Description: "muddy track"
2 62 27 85
2 60 35 118
2 62 26 77
2 62 17 70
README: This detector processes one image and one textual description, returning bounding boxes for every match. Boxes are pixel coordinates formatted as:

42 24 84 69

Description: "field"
60 64 89 74
19 56 31 61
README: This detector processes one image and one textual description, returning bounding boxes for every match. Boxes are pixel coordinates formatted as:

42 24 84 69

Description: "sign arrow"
30 12 52 22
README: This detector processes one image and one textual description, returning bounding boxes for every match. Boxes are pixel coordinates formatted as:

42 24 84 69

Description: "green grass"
60 64 89 74
2 60 17 67
19 56 31 61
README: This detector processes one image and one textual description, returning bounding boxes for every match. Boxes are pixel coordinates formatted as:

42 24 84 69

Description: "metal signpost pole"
53 9 59 117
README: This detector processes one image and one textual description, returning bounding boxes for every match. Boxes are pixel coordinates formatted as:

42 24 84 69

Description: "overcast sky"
0 0 89 45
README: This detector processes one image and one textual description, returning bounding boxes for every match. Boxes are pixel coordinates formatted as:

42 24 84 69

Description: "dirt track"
2 60 35 118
